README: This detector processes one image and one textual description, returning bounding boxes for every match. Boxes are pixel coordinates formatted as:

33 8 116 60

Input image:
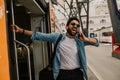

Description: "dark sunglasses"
70 23 80 28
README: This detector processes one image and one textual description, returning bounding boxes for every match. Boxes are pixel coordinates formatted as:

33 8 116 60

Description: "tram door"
6 0 33 80
0 0 10 80
4 0 50 80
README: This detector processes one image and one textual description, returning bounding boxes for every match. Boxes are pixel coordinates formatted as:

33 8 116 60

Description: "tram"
0 0 59 80
107 0 120 59
93 26 113 43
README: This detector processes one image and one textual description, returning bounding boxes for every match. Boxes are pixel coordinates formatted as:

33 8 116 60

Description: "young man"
11 17 99 80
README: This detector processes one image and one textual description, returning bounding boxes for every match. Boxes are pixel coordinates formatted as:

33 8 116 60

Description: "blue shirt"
31 32 99 80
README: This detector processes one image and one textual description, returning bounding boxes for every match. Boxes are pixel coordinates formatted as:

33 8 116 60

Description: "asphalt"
88 67 98 80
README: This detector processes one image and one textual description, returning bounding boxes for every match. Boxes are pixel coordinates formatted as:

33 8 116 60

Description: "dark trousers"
56 68 84 80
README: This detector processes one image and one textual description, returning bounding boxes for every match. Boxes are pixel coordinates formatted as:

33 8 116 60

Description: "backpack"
39 34 62 80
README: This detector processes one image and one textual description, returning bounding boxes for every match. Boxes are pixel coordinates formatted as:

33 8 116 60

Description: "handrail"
11 0 32 80
14 40 32 80
11 0 19 80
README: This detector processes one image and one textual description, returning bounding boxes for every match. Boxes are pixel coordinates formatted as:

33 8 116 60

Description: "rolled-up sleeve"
31 31 59 43
91 38 99 47
31 31 37 42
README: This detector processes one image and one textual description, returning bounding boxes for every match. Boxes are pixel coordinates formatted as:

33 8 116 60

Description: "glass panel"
116 0 120 10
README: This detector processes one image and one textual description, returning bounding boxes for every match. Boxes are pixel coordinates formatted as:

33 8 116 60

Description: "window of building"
89 20 94 24
100 19 106 24
83 21 86 24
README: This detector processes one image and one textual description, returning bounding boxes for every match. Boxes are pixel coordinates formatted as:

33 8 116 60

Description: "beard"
67 28 77 36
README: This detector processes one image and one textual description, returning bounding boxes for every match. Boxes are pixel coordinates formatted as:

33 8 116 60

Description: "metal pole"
14 40 32 80
10 0 19 80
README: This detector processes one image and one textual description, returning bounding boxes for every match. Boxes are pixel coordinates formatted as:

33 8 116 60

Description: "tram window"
94 34 97 37
102 32 111 36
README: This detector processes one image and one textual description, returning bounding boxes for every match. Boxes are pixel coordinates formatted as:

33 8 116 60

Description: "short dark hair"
66 17 80 26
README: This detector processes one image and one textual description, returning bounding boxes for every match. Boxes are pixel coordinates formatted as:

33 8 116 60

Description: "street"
86 43 120 80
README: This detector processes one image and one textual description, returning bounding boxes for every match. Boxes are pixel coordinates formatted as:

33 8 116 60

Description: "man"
11 17 99 80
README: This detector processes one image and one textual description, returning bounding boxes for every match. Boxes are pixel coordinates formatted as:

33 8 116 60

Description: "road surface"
86 43 120 80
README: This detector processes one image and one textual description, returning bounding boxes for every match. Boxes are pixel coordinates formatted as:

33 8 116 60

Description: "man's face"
66 20 80 36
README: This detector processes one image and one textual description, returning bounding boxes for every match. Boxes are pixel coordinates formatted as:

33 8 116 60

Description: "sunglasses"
70 23 80 28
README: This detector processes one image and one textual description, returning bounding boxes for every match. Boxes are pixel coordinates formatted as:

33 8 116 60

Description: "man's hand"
10 24 33 36
10 24 23 33
77 30 88 42
77 30 97 44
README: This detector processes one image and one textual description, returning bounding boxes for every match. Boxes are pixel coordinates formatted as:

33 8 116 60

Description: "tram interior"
6 0 50 80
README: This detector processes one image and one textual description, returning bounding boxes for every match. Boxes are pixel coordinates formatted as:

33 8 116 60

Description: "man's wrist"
19 28 24 34
86 38 90 42
85 38 97 44
22 29 25 34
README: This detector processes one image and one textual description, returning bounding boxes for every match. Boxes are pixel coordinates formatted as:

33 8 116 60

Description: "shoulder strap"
54 34 62 50
52 34 62 61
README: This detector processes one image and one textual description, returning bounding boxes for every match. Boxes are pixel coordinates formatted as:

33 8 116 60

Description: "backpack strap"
54 34 62 50
51 34 62 62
